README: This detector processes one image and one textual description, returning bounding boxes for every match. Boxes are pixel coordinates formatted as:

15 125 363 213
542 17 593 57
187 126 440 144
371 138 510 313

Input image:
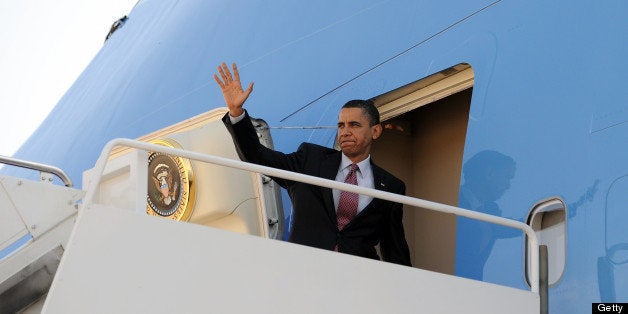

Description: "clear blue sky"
0 0 137 157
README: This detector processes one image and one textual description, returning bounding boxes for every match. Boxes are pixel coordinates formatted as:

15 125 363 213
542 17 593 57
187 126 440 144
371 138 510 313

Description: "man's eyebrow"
337 120 362 126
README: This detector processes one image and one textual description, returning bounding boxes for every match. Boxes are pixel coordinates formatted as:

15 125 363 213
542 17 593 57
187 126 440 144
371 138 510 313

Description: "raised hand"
213 62 254 117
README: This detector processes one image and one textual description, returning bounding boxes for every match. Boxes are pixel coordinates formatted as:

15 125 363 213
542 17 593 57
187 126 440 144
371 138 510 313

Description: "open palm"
213 62 254 116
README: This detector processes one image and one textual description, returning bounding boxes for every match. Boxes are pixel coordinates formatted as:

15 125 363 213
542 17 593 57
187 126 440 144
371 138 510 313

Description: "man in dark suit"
215 63 411 266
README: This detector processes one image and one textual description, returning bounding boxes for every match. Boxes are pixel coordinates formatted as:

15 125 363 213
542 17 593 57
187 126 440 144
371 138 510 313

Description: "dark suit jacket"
222 111 411 266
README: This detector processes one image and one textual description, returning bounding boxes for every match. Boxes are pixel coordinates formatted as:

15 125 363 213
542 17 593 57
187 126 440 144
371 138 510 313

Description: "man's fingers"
218 63 229 83
215 62 251 103
222 62 233 81
233 63 240 83
213 74 225 89
241 82 254 104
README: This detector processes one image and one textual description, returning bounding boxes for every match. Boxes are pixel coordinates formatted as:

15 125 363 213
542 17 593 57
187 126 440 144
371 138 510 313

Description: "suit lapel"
319 152 341 222
371 163 389 192
346 161 387 226
359 162 387 215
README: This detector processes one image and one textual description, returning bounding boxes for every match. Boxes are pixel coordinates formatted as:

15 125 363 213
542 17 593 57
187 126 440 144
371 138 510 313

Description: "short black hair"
341 99 380 126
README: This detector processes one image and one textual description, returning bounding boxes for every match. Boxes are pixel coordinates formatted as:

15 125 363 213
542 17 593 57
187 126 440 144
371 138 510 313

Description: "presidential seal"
146 139 195 221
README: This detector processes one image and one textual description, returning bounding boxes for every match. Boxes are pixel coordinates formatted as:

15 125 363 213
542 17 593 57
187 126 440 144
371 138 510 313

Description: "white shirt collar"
340 153 371 178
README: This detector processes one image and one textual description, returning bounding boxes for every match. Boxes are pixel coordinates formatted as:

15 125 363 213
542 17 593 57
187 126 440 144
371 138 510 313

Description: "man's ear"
372 124 383 140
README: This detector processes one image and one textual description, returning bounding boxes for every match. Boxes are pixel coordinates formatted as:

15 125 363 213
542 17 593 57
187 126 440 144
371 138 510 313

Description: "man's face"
337 107 382 163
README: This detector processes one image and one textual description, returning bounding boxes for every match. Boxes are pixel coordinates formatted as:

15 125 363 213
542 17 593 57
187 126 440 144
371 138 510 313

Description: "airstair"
0 156 82 313
0 138 545 313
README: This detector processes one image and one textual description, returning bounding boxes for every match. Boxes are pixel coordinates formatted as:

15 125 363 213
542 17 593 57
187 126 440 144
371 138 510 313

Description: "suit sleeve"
379 182 412 266
222 110 304 189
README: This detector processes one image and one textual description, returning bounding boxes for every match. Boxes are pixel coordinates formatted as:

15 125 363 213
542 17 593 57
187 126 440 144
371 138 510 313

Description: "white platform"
44 205 539 314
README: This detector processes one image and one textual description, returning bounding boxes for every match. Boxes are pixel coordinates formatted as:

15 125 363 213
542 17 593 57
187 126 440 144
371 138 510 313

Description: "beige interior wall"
371 127 416 260
371 89 471 274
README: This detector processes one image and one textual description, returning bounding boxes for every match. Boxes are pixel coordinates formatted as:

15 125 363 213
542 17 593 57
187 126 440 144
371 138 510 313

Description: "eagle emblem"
146 139 195 221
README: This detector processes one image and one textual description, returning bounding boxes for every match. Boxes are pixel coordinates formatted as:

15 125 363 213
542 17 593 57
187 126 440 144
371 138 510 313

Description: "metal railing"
0 155 73 187
83 138 541 294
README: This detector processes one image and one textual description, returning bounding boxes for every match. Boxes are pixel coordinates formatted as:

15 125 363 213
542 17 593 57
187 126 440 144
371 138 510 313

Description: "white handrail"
83 138 540 294
0 155 73 187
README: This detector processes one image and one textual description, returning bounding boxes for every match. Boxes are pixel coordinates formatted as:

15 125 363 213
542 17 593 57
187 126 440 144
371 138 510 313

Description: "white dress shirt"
229 111 246 124
333 154 374 214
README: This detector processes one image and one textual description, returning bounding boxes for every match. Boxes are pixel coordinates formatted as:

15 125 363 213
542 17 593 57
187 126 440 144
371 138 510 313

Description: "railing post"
539 245 548 314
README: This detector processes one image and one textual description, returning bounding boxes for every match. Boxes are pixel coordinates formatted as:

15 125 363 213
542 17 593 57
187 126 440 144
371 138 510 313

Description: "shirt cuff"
229 111 246 124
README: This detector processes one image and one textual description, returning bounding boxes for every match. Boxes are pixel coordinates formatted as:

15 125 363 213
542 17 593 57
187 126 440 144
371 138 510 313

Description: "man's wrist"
229 109 246 124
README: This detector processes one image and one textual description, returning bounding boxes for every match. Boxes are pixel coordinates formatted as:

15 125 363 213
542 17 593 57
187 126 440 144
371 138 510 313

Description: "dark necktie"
337 164 359 230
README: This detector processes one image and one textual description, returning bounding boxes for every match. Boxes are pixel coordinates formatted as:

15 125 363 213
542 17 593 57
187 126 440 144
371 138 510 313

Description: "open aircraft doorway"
370 63 473 274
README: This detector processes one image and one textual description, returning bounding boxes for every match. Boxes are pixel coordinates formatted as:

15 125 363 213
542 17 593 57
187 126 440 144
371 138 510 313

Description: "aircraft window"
525 198 566 286
599 175 628 301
